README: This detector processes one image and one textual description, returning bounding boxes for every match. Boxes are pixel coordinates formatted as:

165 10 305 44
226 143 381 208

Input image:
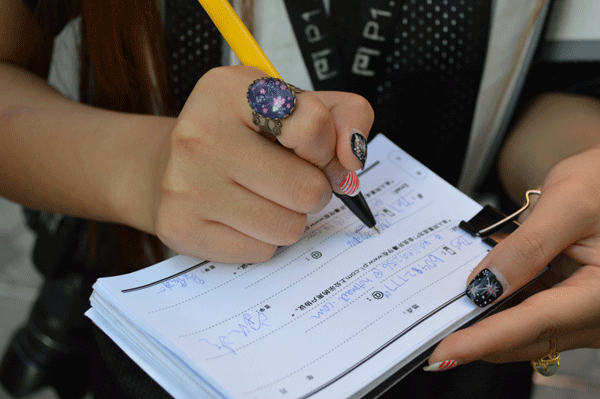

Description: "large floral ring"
247 77 304 137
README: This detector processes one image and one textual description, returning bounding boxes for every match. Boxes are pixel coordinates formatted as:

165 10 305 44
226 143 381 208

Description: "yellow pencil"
197 0 282 79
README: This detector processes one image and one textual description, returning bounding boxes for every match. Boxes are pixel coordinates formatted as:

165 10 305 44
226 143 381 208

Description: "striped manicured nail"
423 359 459 372
339 171 360 196
466 268 505 307
351 130 367 166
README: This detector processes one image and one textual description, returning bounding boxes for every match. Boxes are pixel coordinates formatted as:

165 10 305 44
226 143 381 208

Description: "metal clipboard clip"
459 190 541 247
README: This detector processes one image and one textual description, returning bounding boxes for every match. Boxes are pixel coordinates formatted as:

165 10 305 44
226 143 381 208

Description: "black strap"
283 0 348 91
283 0 492 185
284 0 404 95
345 0 404 101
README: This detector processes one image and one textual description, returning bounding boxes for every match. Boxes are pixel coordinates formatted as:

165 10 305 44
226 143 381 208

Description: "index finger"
429 265 600 366
464 185 589 308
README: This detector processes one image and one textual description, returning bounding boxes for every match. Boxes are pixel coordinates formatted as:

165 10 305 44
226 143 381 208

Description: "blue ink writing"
199 312 268 355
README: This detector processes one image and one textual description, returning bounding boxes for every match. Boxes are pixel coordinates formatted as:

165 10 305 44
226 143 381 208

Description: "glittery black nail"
466 269 503 307
351 131 367 166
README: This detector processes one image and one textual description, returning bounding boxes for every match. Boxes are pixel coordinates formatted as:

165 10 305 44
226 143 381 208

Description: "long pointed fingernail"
423 360 460 372
351 130 368 166
339 171 360 196
466 268 506 307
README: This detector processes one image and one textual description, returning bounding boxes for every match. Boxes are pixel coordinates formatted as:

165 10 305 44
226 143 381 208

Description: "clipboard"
458 189 541 246
367 189 543 397
85 134 544 399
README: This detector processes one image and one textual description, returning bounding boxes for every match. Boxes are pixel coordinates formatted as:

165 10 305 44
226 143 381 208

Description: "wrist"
108 114 176 234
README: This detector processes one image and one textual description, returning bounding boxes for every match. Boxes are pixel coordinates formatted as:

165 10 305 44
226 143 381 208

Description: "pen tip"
373 225 380 234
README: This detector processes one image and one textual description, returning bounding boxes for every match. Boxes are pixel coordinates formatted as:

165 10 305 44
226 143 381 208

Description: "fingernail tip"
350 130 368 166
339 171 361 196
466 268 505 307
423 360 459 372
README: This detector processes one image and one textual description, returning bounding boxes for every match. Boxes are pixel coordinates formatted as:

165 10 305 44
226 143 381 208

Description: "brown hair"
80 0 174 115
78 0 173 274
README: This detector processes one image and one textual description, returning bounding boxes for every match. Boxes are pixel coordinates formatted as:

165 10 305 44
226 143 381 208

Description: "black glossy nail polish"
466 269 503 307
351 131 367 166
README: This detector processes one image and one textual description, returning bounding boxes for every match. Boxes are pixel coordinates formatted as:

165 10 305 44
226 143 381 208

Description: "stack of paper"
86 135 490 399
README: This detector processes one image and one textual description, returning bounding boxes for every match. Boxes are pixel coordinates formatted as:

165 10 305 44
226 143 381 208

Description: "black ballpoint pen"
335 192 379 232
332 166 378 231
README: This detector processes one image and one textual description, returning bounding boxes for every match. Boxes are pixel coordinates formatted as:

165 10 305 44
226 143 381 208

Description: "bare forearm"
498 92 600 202
0 62 175 232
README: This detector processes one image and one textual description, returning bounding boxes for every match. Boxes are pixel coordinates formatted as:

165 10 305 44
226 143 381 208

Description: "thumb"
311 91 374 171
275 89 374 197
309 91 374 197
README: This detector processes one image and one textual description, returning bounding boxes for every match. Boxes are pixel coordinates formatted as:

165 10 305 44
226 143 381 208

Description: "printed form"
86 134 491 399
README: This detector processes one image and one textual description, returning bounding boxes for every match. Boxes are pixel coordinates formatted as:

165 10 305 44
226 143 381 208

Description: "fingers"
479 328 600 364
156 192 305 264
425 328 600 372
159 163 308 245
192 66 374 195
501 327 600 363
281 91 373 196
268 87 374 172
159 218 279 264
156 66 374 262
240 67 374 191
220 122 333 213
309 91 374 171
427 266 600 369
468 147 600 308
308 91 373 197
177 67 333 214
156 118 326 262
465 180 595 308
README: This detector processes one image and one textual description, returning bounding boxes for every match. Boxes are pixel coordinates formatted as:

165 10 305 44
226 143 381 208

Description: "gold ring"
531 339 560 376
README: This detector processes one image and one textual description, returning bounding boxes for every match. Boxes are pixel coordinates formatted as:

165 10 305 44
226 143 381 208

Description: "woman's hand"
427 145 600 370
150 66 374 263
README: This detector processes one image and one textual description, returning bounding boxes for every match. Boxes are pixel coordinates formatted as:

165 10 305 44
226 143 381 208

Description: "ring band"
247 77 304 137
531 339 560 377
